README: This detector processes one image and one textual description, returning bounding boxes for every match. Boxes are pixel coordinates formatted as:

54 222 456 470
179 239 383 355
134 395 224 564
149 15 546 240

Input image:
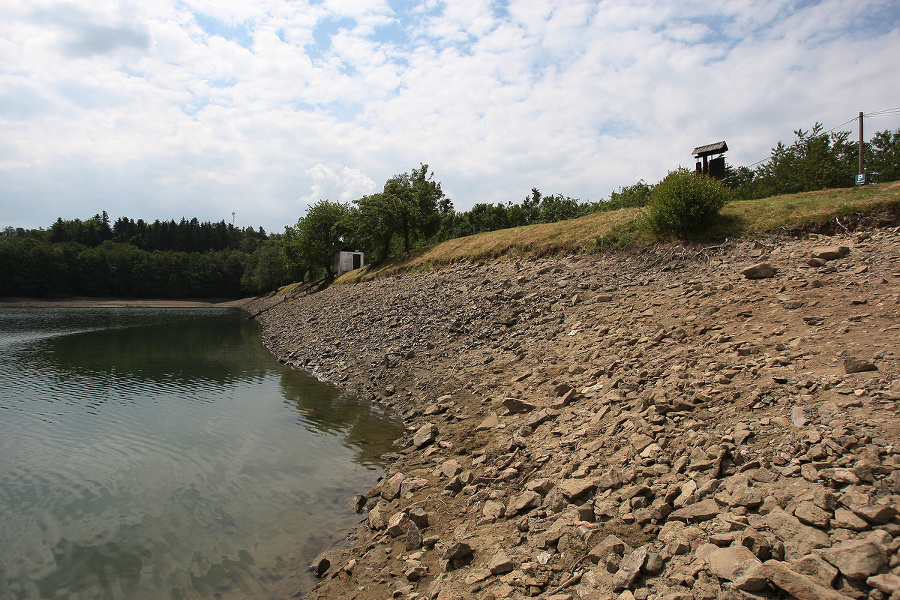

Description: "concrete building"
334 250 364 276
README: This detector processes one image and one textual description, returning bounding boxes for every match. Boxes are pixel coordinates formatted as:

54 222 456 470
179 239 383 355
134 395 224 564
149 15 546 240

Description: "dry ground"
242 225 900 600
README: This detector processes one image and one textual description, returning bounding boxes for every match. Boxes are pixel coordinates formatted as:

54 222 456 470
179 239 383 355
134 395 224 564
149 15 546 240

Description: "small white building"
334 250 364 276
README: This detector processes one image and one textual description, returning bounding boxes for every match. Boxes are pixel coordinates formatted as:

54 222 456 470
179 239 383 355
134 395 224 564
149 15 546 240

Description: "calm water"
0 307 404 600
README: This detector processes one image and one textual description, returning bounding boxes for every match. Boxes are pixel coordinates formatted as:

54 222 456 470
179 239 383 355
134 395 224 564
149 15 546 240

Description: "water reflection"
12 308 272 388
0 307 405 600
279 371 404 467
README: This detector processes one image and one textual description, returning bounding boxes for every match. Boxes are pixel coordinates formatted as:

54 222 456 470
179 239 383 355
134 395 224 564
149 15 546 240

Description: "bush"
647 168 730 236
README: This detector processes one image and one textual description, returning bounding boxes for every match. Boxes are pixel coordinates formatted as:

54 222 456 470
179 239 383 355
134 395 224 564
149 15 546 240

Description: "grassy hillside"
334 181 900 284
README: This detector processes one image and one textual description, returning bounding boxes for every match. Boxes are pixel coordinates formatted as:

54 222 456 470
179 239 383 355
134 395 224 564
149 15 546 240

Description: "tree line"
0 215 286 298
281 125 899 282
280 163 609 281
3 123 898 298
724 124 900 199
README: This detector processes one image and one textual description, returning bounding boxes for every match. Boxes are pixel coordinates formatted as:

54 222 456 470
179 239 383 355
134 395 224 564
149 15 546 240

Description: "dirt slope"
244 226 900 600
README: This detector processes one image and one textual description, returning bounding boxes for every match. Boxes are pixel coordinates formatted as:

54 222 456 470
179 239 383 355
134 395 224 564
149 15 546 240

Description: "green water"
0 307 404 599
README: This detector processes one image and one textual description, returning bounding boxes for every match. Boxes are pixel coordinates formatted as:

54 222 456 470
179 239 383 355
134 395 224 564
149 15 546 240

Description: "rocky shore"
243 226 900 600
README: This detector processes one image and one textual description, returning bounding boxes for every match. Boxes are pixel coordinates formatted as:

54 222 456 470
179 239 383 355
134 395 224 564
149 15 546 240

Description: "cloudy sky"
2 0 899 233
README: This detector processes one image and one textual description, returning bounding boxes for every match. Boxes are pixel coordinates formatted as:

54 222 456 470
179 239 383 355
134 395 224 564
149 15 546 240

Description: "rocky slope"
244 227 900 600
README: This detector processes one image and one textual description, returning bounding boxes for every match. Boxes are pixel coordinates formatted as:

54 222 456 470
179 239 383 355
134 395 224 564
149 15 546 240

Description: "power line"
741 105 900 170
823 116 857 136
865 105 900 117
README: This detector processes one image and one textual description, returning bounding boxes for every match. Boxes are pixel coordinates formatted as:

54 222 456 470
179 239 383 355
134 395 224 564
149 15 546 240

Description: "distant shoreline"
0 297 247 308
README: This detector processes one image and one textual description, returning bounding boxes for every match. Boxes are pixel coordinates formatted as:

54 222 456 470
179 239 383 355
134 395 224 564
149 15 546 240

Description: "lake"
0 306 404 599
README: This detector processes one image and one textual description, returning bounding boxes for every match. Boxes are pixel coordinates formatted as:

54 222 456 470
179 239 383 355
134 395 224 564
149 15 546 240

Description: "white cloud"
1 0 900 232
298 163 377 207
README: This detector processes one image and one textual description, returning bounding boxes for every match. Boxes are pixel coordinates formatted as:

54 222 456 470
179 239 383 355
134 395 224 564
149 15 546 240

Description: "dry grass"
719 182 900 233
336 182 900 284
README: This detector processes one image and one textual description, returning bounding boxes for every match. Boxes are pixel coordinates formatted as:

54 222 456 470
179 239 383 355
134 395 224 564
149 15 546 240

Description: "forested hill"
0 214 285 299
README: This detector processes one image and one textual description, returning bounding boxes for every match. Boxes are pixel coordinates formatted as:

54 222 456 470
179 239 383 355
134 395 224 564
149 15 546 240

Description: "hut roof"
692 141 728 158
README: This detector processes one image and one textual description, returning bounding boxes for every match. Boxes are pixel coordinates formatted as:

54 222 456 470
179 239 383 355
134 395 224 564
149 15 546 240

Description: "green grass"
335 181 900 284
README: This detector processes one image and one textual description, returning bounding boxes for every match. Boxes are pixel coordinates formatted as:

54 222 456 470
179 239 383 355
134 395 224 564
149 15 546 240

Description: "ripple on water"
0 307 405 599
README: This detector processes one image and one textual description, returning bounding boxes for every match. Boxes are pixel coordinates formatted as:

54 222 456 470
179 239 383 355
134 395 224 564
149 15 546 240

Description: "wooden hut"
692 141 728 180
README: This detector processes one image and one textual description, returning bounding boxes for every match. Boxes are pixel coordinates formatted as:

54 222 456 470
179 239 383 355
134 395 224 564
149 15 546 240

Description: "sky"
2 0 899 234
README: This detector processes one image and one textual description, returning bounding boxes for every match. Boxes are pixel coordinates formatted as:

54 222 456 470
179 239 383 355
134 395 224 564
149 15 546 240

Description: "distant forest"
2 123 898 298
0 214 281 298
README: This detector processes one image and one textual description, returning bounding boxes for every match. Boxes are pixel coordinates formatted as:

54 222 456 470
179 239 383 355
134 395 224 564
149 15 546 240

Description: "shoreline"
0 297 244 308
246 228 900 600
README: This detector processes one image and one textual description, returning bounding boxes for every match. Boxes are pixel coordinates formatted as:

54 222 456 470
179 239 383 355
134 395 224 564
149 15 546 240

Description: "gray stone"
311 553 331 578
812 488 837 511
811 245 850 260
382 472 406 500
441 459 462 478
867 573 900 595
668 498 720 522
790 554 838 588
643 552 665 575
413 423 438 447
368 502 388 530
404 560 428 581
764 509 830 559
853 504 898 525
400 476 428 496
589 535 626 564
844 357 878 374
482 500 505 521
476 412 499 430
526 478 554 495
502 397 535 414
557 478 597 501
597 469 624 491
464 568 492 585
442 541 473 561
793 501 830 528
612 546 648 591
708 545 766 591
387 511 410 537
820 538 888 580
489 550 515 575
760 560 853 600
508 490 541 515
408 506 429 528
729 485 766 509
832 507 870 531
406 520 423 551
821 468 861 486
742 263 776 279
522 408 556 429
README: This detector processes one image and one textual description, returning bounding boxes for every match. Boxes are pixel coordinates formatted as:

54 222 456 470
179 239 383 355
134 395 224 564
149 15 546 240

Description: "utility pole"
858 111 864 181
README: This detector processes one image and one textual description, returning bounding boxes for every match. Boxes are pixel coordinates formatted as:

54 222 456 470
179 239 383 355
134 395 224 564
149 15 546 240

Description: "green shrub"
647 168 731 236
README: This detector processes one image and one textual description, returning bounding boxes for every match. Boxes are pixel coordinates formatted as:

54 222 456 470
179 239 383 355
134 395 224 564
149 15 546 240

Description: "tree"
731 123 860 199
520 189 543 225
605 181 654 210
536 193 580 223
381 164 450 252
241 241 287 295
868 129 900 183
345 164 452 261
282 200 351 280
349 193 399 263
